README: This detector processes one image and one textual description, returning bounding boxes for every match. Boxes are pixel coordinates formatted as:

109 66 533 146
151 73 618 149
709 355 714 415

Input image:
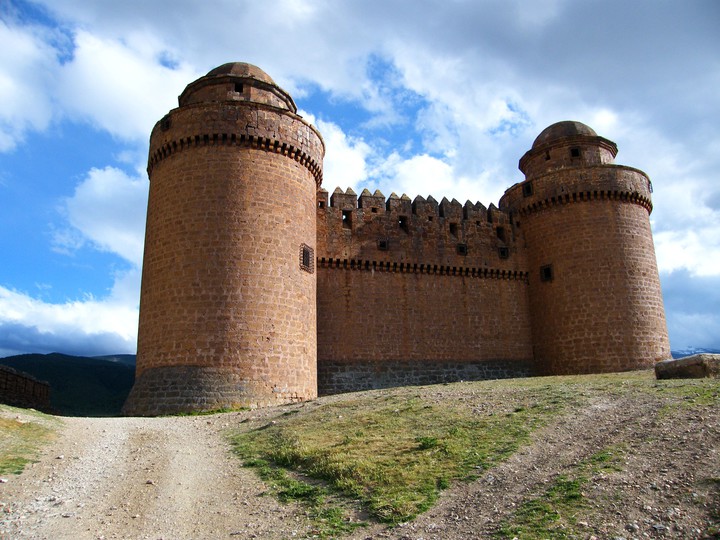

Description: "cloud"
660 270 720 350
54 166 148 267
0 17 57 150
0 269 139 358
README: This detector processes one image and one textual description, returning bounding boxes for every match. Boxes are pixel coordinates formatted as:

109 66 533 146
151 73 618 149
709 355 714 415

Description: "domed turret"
519 120 617 178
179 61 296 111
124 63 324 416
500 122 669 375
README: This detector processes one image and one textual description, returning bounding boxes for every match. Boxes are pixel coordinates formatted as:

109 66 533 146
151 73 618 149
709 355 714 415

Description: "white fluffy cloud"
55 166 148 267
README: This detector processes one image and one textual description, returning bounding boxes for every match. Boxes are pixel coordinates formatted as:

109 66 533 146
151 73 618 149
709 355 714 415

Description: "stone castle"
123 62 670 416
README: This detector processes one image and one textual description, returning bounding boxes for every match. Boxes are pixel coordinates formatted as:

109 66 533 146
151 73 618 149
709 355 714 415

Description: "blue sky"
0 0 719 357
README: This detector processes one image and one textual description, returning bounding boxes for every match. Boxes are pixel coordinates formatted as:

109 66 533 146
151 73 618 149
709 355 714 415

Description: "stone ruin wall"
316 187 534 394
0 365 50 411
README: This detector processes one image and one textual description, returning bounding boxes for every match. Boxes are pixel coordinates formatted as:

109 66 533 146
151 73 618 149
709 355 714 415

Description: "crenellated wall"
316 187 534 394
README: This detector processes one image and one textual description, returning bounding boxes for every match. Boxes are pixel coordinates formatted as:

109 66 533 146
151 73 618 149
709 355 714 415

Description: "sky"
0 0 718 358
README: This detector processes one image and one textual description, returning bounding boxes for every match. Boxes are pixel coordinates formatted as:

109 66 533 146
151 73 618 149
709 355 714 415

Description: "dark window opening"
457 243 468 256
300 244 314 273
545 150 550 160
498 247 509 259
522 182 533 197
160 115 171 131
318 201 325 209
496 226 506 242
399 215 409 233
342 210 352 229
377 238 389 251
235 83 244 93
428 216 434 222
371 207 378 213
540 264 553 282
570 147 581 158
449 223 458 237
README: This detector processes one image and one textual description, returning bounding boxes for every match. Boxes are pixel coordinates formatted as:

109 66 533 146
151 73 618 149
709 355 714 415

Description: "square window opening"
570 147 581 158
377 238 389 251
457 243 468 256
540 264 553 282
399 215 409 233
498 247 509 259
342 210 352 229
235 83 244 93
522 182 534 197
300 244 314 273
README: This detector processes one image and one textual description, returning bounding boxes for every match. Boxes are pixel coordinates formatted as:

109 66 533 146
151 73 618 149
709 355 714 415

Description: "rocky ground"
1 375 718 539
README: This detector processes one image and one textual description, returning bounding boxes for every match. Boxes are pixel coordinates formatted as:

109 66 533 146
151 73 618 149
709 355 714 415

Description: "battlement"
317 186 520 272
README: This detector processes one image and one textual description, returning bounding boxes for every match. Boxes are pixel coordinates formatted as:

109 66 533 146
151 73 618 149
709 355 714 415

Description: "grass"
230 383 574 529
227 371 719 536
497 445 626 539
0 405 59 476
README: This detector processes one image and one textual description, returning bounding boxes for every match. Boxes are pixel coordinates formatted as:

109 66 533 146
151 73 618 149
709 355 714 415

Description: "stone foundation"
122 365 308 416
318 360 533 395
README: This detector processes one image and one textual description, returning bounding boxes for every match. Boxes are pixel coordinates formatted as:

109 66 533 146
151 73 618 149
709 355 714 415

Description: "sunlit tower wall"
123 63 324 416
500 121 670 375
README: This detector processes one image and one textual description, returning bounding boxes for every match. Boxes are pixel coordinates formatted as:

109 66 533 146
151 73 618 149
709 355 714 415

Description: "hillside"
0 353 134 416
1 370 718 539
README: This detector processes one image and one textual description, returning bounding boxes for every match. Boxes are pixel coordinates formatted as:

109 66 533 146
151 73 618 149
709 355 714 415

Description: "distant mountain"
0 353 134 417
671 347 720 359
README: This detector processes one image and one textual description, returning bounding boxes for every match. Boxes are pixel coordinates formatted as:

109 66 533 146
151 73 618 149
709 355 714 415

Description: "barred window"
300 244 314 273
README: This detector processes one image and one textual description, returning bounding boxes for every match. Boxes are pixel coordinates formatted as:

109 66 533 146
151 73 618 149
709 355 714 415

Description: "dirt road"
0 412 308 539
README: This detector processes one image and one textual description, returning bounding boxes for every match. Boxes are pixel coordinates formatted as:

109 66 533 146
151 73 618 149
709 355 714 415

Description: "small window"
342 210 352 229
428 216 434 222
498 247 509 259
318 201 325 209
570 147 581 158
235 83 244 93
160 115 171 131
300 244 314 273
496 226 506 242
540 264 553 282
545 150 550 161
457 243 468 256
449 223 458 237
522 182 533 197
377 238 389 251
371 207 378 213
398 215 409 233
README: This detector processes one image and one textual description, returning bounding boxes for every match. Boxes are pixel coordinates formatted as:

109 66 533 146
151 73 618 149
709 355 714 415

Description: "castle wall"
316 189 534 393
0 365 51 411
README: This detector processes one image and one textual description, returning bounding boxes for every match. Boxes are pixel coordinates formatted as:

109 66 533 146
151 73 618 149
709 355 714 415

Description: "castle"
123 62 670 416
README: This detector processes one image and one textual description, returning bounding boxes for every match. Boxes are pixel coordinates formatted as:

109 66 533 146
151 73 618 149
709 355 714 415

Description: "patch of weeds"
0 407 58 475
497 446 626 539
230 386 568 525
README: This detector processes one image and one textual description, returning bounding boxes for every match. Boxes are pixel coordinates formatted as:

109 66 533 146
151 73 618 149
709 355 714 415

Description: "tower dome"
179 61 296 112
532 121 597 149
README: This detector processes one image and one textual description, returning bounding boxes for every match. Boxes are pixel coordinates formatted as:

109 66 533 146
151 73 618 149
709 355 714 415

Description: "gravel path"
0 412 310 540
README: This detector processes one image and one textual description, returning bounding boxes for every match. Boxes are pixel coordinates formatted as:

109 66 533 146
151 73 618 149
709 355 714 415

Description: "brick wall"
0 365 50 411
316 188 534 393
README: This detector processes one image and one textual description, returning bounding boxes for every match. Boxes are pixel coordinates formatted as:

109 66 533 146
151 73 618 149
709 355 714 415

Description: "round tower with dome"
123 62 324 415
500 121 670 375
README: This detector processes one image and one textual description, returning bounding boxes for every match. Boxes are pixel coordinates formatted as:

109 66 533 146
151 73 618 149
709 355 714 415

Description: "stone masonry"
124 63 670 415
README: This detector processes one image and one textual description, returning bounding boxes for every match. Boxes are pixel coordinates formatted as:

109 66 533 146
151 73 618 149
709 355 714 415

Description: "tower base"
122 365 310 416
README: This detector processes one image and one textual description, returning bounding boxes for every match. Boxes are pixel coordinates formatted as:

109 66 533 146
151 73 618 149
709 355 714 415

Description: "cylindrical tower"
500 121 669 375
123 62 324 415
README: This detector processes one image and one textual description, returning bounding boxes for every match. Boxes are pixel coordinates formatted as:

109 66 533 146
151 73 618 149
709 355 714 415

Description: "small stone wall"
318 360 533 395
0 364 51 411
